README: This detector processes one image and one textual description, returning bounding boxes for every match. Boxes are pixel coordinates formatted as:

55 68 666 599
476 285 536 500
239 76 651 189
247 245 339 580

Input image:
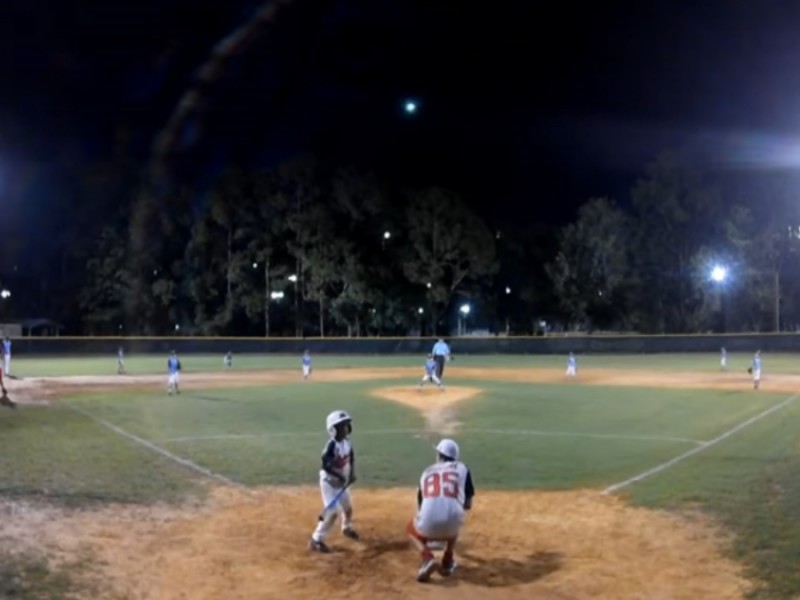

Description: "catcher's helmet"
326 410 352 437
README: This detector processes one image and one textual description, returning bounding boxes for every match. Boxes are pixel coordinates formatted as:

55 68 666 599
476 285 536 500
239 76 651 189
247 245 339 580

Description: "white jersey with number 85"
414 461 474 539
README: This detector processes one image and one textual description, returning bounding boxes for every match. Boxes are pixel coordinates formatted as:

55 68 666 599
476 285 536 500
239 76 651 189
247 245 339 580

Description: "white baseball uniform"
410 461 474 541
312 437 354 542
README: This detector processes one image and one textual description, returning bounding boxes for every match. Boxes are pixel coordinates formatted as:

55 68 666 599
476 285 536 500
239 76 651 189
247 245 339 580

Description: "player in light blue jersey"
302 350 312 380
419 354 444 391
720 347 727 371
224 351 233 369
750 350 761 390
167 350 182 395
2 337 11 377
566 352 577 377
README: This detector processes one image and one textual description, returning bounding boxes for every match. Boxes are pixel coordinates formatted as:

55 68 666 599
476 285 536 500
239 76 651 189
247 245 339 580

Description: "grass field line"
67 405 249 490
603 394 800 494
464 429 705 445
158 428 705 445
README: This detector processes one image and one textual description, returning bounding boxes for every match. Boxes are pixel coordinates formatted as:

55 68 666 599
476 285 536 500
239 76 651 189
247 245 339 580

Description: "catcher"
406 439 474 582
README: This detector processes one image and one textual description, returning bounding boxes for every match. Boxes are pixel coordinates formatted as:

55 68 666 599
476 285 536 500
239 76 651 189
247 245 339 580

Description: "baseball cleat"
308 538 330 553
440 559 457 576
342 527 359 540
416 558 439 582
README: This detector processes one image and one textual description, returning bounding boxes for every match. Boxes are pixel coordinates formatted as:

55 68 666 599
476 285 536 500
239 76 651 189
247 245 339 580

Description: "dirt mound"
370 386 483 435
6 487 749 599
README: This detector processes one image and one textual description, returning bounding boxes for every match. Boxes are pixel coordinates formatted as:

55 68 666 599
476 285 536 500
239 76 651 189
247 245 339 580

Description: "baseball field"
1 352 799 599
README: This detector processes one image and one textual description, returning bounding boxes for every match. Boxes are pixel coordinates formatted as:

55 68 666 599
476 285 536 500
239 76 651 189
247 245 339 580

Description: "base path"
9 365 792 401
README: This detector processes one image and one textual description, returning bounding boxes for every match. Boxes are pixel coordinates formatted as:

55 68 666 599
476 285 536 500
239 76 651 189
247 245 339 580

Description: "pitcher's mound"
369 385 482 413
370 385 483 435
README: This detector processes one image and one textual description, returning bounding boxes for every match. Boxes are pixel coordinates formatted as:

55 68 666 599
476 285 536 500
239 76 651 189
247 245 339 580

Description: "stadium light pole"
459 304 471 336
504 287 512 335
288 274 299 336
710 265 728 332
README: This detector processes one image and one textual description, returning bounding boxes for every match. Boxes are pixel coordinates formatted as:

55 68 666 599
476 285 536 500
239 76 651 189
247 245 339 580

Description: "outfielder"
720 346 727 371
2 337 11 377
224 351 233 369
117 346 126 375
407 439 474 582
431 338 450 380
749 350 761 390
419 354 444 391
566 352 577 376
309 410 359 552
302 349 312 380
167 350 181 395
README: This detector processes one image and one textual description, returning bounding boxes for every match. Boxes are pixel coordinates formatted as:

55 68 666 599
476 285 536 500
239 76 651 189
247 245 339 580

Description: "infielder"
720 347 727 371
407 438 474 582
302 349 312 380
2 337 11 377
419 354 444 391
749 350 761 390
431 338 450 380
117 346 126 375
566 352 577 376
224 351 233 369
167 350 182 395
309 410 359 553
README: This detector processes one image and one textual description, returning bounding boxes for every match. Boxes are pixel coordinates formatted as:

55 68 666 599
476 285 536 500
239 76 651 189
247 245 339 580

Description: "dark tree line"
66 152 800 336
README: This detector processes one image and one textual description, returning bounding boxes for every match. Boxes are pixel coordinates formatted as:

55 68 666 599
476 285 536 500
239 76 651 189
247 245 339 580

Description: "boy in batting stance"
419 354 444 391
309 410 359 552
167 350 181 395
407 438 474 582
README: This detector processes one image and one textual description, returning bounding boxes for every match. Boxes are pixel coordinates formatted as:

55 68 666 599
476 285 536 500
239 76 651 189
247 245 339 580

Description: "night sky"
3 0 800 241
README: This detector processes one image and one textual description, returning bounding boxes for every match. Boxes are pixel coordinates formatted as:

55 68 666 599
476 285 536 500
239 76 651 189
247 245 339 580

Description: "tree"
403 188 497 334
184 171 254 334
79 226 130 334
237 171 290 337
629 153 725 333
726 204 800 332
327 168 387 337
546 198 632 329
278 157 325 336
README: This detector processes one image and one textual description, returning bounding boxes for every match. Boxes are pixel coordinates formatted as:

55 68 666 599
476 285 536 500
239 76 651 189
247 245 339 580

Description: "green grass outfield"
1 353 799 598
7 350 797 377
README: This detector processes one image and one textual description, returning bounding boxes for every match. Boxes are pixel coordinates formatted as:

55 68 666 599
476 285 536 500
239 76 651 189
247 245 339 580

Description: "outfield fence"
9 333 800 355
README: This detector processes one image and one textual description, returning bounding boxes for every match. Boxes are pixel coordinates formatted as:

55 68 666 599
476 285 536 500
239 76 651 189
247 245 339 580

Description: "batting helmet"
326 410 352 437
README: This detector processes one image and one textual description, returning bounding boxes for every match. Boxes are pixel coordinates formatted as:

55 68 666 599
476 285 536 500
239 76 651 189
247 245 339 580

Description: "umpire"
431 338 451 379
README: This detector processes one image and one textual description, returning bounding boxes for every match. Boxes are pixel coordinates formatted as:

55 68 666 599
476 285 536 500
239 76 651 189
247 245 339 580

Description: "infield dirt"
0 367 756 599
